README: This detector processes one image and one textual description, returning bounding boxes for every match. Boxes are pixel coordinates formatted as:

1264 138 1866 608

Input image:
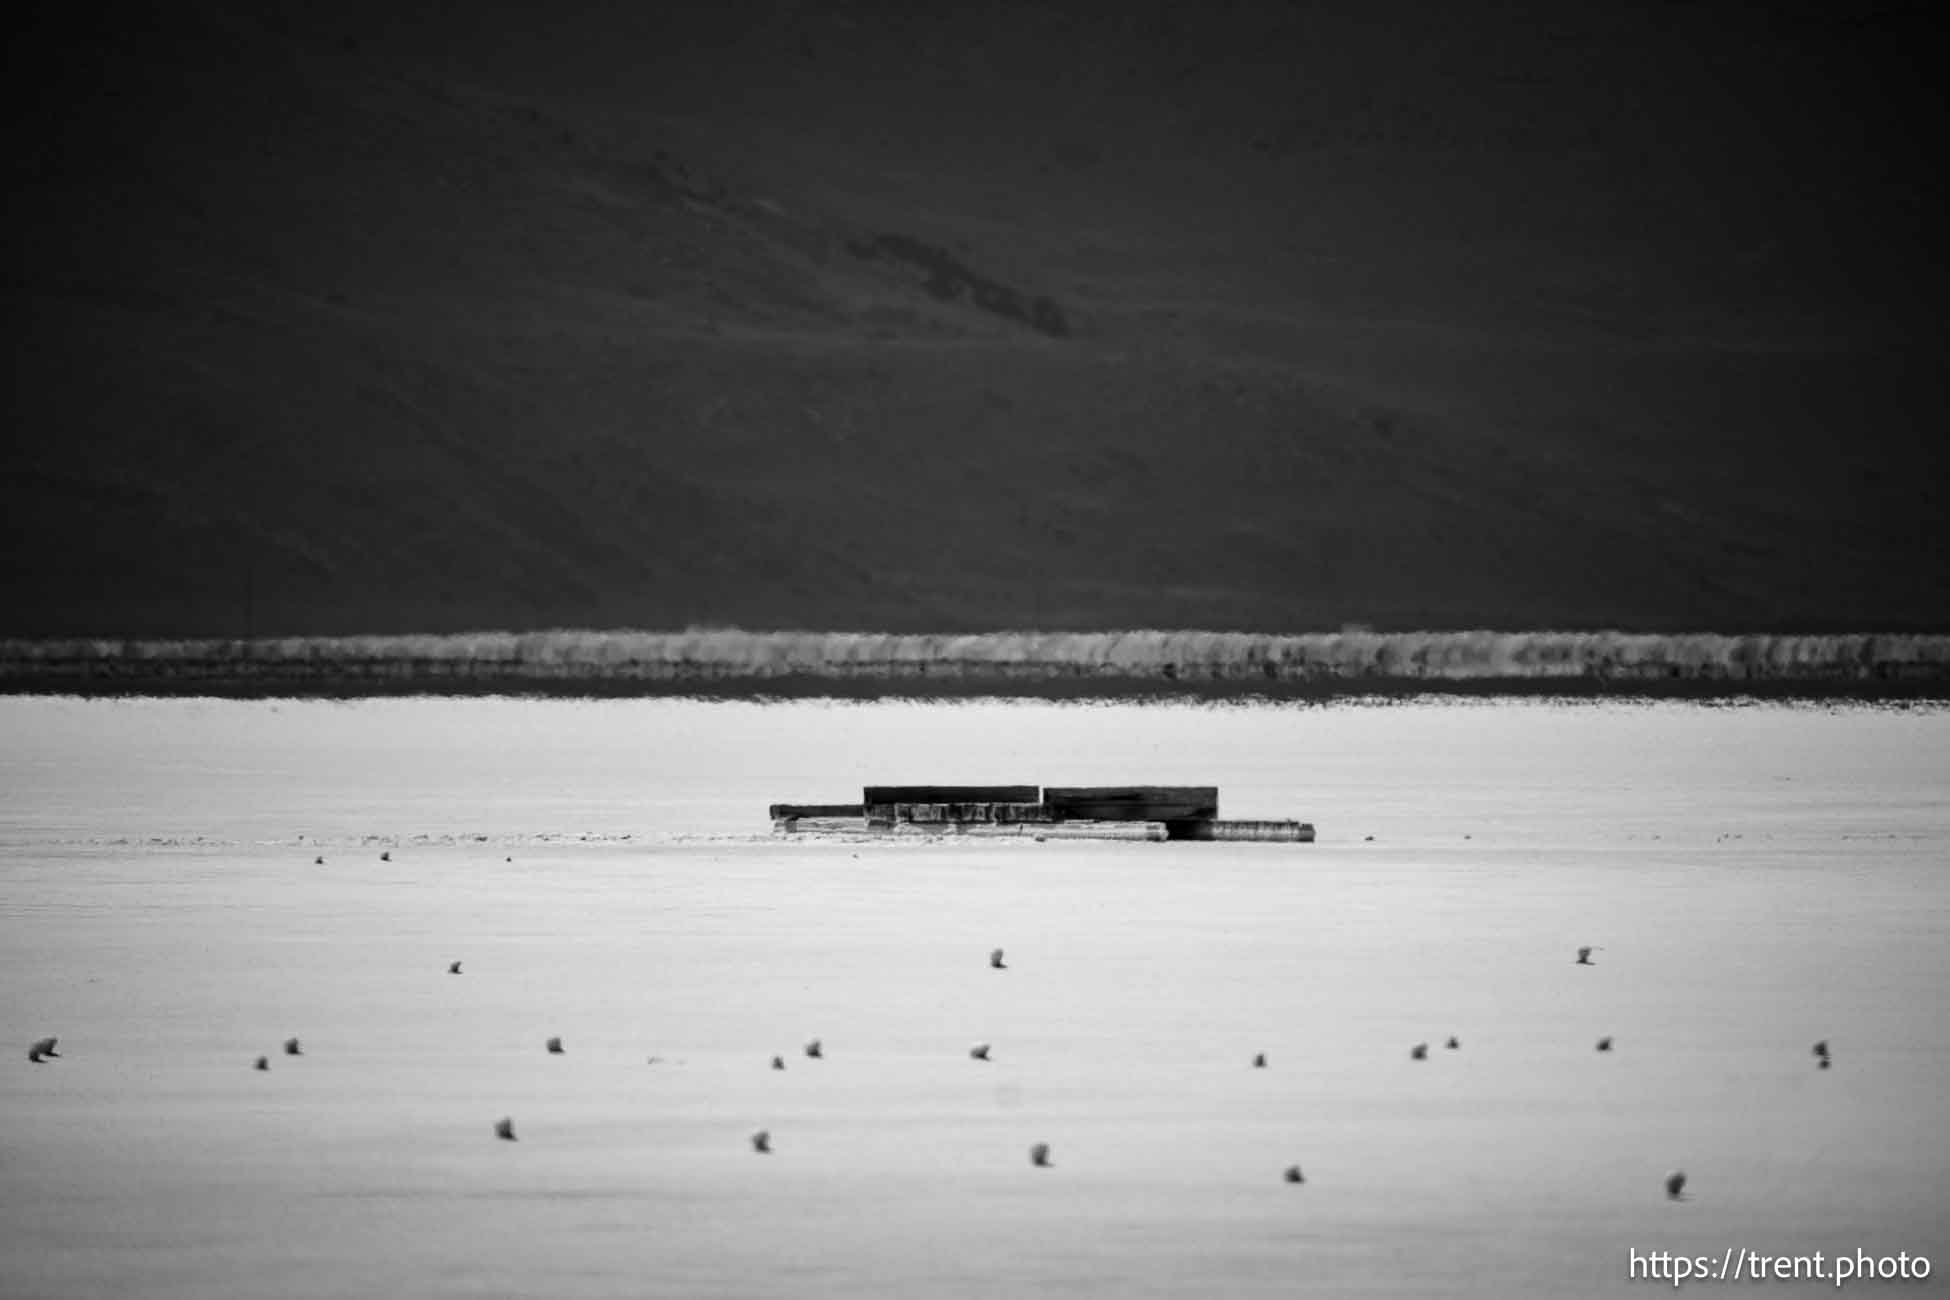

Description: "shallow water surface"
2 697 1946 1298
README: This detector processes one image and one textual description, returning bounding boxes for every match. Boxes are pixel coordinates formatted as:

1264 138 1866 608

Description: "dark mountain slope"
4 1 1941 635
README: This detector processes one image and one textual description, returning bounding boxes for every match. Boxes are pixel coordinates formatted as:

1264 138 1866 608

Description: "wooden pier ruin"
770 785 1313 843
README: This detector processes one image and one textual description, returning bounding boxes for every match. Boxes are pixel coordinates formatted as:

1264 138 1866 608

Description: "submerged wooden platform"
771 785 1314 843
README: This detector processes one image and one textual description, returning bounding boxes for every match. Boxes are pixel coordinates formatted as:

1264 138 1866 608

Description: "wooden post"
1168 820 1315 842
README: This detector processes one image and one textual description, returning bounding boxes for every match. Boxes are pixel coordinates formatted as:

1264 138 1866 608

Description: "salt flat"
3 697 1946 1297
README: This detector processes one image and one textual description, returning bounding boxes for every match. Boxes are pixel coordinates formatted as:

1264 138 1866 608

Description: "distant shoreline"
5 629 1947 701
3 676 1946 703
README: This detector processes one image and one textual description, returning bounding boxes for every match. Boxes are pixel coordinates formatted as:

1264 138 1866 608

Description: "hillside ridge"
5 2 1942 635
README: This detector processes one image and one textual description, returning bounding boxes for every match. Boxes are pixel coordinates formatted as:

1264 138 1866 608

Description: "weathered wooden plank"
911 821 1169 842
1168 819 1315 842
773 816 869 835
768 803 865 820
885 801 1056 824
1055 799 1215 821
783 814 1169 842
1044 786 1219 821
864 785 1040 805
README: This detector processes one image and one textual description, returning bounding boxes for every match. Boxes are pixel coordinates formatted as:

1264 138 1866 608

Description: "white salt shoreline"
3 698 1946 1297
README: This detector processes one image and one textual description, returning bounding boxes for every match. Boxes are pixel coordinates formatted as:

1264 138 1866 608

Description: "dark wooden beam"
768 803 865 820
863 785 1039 805
1043 786 1219 821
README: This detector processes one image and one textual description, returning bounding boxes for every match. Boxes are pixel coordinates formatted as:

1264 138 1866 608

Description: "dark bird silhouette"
751 1129 772 1154
1665 1170 1687 1200
771 1055 786 1070
380 851 391 862
1576 947 1595 965
27 1036 59 1063
284 1037 302 1056
1252 1052 1267 1068
970 1042 992 1061
804 1038 823 1059
1029 1142 1051 1168
546 1036 564 1054
990 948 1007 970
1819 1057 1832 1070
1812 1040 1830 1059
314 856 324 865
448 961 462 974
1410 1043 1428 1060
1283 1164 1306 1184
494 1117 517 1141
254 1056 270 1071
1597 1036 1613 1052
1446 1037 1460 1050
